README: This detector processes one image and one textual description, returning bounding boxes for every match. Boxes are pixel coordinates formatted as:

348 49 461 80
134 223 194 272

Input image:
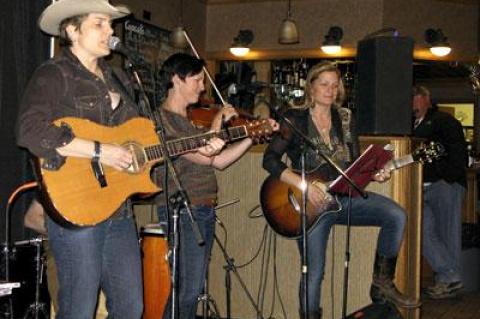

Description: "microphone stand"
214 233 262 319
125 60 204 319
273 109 366 319
213 200 261 319
299 141 309 316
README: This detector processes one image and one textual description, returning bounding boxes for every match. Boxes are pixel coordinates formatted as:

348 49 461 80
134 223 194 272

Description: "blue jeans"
298 192 406 312
422 180 465 283
158 205 216 319
47 215 143 319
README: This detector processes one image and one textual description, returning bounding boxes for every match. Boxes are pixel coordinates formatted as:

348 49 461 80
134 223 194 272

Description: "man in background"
412 85 468 299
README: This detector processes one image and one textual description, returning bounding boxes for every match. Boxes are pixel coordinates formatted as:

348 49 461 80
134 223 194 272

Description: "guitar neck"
143 125 249 161
384 154 415 171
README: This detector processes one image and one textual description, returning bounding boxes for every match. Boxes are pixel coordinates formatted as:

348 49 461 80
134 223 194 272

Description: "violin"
188 105 257 128
188 105 273 145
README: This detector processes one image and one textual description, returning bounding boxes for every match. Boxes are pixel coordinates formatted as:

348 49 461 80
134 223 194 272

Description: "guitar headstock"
412 141 445 163
245 119 274 144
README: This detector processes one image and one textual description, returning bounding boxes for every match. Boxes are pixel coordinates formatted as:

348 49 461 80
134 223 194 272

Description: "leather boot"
370 254 420 308
299 308 322 319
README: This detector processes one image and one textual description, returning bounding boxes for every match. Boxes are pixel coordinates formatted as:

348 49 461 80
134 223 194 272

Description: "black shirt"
414 107 467 187
263 107 359 181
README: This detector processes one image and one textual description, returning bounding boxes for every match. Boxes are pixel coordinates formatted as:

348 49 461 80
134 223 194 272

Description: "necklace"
312 117 332 149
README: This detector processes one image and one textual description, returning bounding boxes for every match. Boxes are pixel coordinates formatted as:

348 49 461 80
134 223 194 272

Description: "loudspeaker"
346 303 402 319
355 36 414 135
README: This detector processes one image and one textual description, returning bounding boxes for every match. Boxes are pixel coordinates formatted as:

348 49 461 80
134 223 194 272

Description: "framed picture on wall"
438 103 474 142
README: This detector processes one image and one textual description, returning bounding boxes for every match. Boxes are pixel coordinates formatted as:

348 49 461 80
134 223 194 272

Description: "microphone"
108 36 146 65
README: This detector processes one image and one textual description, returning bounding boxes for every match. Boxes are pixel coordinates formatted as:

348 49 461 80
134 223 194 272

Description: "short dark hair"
157 53 205 101
161 53 204 80
58 14 89 47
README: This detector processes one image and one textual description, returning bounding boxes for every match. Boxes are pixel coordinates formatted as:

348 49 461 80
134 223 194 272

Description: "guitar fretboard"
385 154 414 171
143 125 249 161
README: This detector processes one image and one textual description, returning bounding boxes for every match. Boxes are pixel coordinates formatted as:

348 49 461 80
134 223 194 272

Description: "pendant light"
170 0 188 49
278 0 299 44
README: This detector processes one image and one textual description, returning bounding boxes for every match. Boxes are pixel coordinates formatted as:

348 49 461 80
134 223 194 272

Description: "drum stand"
21 237 48 319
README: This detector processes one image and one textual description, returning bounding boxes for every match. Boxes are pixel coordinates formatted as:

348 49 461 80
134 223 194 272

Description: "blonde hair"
304 61 345 108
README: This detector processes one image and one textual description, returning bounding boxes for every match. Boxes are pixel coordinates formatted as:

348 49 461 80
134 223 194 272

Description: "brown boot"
299 308 322 319
370 254 420 308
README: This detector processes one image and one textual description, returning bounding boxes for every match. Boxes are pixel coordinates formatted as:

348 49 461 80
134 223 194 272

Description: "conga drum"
142 223 171 319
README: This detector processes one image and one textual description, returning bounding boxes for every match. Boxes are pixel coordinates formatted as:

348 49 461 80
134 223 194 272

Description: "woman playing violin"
262 61 418 318
154 52 277 318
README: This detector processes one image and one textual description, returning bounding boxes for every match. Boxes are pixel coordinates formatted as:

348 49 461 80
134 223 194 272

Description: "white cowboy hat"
38 0 130 36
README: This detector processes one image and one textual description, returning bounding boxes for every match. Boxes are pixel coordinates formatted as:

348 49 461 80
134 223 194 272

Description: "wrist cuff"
93 141 101 160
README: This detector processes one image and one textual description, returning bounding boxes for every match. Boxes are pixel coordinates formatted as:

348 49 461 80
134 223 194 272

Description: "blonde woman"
263 62 418 318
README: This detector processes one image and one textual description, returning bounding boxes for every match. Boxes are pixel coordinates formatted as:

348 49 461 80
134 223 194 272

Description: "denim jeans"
47 215 143 319
422 180 465 283
158 205 216 319
298 191 406 312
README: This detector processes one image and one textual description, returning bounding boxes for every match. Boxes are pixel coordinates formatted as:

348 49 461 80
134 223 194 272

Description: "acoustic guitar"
260 142 444 238
37 116 273 227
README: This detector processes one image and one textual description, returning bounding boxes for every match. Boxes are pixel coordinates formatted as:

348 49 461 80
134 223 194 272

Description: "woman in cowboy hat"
16 1 144 318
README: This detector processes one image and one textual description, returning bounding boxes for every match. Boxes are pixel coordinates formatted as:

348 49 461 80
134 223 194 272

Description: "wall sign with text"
122 18 184 107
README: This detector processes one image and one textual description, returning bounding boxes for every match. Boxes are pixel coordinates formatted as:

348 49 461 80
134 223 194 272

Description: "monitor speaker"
345 303 403 319
355 36 414 135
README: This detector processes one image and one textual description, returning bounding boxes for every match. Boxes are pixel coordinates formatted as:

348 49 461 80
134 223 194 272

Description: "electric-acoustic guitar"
260 142 444 238
36 116 273 227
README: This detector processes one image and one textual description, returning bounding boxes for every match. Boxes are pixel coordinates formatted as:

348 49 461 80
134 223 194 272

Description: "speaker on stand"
355 36 414 136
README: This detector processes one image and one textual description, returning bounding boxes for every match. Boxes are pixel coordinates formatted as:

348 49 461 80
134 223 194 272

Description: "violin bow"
182 30 228 106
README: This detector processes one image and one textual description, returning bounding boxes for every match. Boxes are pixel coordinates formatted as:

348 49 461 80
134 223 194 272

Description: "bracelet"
92 141 101 161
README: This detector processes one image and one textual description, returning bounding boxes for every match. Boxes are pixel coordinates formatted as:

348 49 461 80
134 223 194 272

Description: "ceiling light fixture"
278 0 299 44
170 0 188 49
229 29 254 57
321 26 343 55
425 28 451 57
